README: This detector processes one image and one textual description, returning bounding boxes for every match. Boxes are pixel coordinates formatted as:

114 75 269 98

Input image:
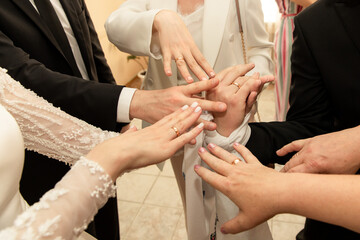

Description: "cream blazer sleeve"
242 0 274 76
105 0 162 59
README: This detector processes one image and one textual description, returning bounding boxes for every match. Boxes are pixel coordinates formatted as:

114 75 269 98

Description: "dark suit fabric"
0 0 123 239
246 0 360 239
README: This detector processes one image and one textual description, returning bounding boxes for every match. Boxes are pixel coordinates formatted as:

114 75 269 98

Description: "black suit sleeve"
0 30 125 131
246 15 334 166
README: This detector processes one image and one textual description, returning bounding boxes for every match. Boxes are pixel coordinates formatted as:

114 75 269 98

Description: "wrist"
129 90 144 120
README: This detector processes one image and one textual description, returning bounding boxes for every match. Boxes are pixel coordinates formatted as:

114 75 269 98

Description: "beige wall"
85 0 142 85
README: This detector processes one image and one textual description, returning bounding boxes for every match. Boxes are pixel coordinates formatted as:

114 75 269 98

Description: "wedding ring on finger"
171 126 180 137
231 82 241 89
175 56 184 62
232 159 241 165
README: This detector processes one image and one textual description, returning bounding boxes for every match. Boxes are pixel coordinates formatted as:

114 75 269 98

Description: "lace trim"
0 67 118 166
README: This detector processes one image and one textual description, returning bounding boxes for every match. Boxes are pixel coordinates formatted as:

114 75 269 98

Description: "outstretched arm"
195 143 360 235
0 73 203 240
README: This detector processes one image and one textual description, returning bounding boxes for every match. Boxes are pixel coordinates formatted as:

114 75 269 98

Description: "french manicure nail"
198 147 206 153
234 142 240 147
197 122 204 129
195 106 201 113
208 143 216 149
187 76 193 82
210 72 216 78
201 77 208 81
191 102 199 108
182 105 189 110
194 165 200 170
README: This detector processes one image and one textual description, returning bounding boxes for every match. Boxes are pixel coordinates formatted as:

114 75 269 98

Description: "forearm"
280 173 360 233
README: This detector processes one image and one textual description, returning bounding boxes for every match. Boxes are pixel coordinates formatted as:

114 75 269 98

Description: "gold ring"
231 159 241 165
175 56 184 62
171 126 180 137
231 82 241 89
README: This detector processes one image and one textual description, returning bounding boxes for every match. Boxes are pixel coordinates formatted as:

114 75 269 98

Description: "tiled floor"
117 83 306 240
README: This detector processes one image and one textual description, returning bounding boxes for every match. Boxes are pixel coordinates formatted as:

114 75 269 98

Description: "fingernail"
221 227 228 234
234 142 240 147
195 106 201 113
194 165 200 170
198 147 206 153
210 72 216 78
201 77 208 81
187 76 193 82
197 122 204 129
130 125 135 129
182 105 189 110
191 102 199 108
166 70 172 75
208 143 216 149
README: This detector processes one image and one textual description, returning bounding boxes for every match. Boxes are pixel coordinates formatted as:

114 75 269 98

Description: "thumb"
221 214 252 234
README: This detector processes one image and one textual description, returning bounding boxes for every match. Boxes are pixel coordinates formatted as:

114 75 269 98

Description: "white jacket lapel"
203 0 231 67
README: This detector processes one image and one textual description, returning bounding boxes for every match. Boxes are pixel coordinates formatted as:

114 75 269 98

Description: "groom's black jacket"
0 0 125 239
247 0 360 239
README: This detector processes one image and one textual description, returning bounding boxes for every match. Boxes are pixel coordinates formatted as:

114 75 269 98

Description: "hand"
277 126 360 174
130 78 227 130
195 143 283 234
87 103 204 181
153 10 215 82
207 64 274 136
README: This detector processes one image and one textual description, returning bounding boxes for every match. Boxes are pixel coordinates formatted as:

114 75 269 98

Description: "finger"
194 164 229 193
280 153 304 173
189 138 197 145
183 50 208 81
172 122 204 148
245 92 258 114
175 55 193 83
259 75 275 85
276 140 306 157
233 143 260 164
198 147 234 175
191 47 216 78
197 98 227 113
155 103 191 126
206 143 243 165
184 77 218 94
221 214 253 234
197 118 217 131
162 48 172 76
166 102 202 136
221 64 255 86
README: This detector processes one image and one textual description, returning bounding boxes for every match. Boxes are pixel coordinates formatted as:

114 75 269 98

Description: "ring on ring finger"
232 159 241 165
231 82 241 89
175 56 184 62
171 126 180 137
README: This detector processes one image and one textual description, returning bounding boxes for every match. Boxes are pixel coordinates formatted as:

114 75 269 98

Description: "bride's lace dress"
0 67 119 239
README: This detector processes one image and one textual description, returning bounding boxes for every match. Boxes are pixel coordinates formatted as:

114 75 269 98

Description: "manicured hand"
195 143 282 234
87 103 204 181
153 10 215 82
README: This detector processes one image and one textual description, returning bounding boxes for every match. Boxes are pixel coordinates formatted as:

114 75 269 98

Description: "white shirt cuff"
117 87 137 123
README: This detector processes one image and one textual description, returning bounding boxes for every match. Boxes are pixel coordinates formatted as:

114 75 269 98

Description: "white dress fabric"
0 67 118 239
184 113 272 240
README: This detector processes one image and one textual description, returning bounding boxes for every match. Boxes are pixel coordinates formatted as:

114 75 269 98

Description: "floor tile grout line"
171 212 185 240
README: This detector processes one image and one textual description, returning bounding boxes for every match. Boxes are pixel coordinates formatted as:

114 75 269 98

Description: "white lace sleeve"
0 68 118 165
0 157 116 240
